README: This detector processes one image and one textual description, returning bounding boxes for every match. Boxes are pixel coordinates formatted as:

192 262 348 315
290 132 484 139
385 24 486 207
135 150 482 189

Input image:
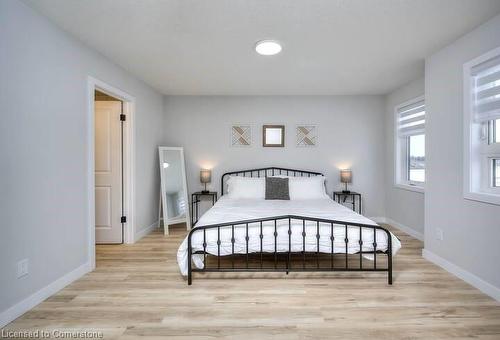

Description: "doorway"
94 90 124 244
87 77 135 269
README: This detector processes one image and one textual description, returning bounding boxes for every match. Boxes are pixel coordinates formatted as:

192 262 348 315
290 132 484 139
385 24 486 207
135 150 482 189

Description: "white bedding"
177 196 401 276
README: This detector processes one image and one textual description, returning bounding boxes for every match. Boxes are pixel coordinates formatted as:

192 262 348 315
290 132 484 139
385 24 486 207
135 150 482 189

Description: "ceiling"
24 0 500 95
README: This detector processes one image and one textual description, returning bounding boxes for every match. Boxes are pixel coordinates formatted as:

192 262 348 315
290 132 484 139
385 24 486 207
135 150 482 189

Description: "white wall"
383 77 425 238
0 0 164 322
425 14 500 295
163 95 387 218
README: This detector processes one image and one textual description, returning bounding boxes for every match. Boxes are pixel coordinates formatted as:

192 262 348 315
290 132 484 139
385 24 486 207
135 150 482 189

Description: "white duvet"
177 196 401 276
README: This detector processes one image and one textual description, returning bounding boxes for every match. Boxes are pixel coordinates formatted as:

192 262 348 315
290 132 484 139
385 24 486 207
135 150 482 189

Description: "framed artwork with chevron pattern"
231 124 252 147
296 125 318 147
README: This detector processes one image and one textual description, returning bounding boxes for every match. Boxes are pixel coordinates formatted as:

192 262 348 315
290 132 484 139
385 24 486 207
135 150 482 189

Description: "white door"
95 101 123 243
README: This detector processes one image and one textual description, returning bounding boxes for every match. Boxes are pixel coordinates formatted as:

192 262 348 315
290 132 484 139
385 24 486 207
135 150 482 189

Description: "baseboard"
0 261 91 328
134 220 158 242
370 216 424 241
422 249 500 302
368 216 387 224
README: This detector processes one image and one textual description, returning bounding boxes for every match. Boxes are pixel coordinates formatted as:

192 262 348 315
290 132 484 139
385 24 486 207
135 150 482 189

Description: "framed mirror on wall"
263 125 285 147
158 146 191 235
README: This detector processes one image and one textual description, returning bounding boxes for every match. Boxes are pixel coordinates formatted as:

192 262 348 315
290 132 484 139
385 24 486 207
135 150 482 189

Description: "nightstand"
333 191 362 214
191 192 218 226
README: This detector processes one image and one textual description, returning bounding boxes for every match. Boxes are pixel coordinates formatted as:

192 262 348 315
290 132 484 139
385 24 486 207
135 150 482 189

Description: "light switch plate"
17 259 29 278
436 228 444 241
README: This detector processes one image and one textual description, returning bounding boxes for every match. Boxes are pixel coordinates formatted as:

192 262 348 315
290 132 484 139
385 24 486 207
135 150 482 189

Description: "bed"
178 167 401 285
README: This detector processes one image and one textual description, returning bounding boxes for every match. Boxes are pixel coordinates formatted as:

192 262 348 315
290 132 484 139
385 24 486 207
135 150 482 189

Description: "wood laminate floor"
3 224 500 339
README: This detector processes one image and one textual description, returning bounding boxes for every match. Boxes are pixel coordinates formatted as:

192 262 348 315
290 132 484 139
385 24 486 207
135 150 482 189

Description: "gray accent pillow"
265 177 290 200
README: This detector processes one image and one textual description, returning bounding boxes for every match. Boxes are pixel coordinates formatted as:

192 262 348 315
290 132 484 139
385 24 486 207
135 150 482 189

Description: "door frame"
87 76 135 270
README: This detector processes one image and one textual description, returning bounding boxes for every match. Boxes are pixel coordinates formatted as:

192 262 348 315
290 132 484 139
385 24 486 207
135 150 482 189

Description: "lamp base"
341 182 350 194
200 182 209 194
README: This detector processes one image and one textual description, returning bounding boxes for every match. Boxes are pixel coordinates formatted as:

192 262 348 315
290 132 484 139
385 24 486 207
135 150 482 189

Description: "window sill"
464 191 500 206
394 183 425 194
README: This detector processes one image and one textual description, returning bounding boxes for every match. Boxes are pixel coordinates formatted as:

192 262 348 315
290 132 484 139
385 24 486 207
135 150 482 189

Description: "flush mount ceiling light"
255 40 282 56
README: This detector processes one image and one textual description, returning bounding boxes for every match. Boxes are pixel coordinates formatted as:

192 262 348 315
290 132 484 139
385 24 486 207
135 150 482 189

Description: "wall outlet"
436 228 444 241
17 259 29 278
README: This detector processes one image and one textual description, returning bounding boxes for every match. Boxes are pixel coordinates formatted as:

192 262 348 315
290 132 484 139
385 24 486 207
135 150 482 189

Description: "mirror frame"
158 146 191 234
262 125 285 147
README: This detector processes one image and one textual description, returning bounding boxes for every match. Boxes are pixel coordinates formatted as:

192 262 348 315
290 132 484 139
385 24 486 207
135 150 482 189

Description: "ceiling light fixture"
255 40 282 56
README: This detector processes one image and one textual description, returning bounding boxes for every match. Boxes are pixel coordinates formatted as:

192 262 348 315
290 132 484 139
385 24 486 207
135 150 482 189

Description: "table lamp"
340 169 352 194
200 169 211 194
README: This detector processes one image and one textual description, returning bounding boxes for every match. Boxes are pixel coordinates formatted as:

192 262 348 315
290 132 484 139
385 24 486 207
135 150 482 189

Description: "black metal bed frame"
187 167 392 285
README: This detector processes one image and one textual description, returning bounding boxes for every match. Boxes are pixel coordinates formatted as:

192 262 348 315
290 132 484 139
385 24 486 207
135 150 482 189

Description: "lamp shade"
340 169 352 183
200 169 211 184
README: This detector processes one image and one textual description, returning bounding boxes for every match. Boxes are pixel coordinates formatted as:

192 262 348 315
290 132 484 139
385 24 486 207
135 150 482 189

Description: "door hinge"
120 113 126 121
121 216 127 223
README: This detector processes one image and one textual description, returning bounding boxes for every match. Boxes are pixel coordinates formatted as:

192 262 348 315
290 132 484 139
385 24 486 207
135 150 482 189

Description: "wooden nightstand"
333 191 362 214
191 192 218 226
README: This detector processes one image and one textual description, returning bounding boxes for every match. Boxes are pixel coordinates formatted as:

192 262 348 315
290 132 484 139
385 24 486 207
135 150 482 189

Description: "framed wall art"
262 125 285 147
231 125 252 147
296 125 318 147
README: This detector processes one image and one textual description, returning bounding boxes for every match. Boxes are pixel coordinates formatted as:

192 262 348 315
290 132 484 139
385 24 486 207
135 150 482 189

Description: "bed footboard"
187 215 393 285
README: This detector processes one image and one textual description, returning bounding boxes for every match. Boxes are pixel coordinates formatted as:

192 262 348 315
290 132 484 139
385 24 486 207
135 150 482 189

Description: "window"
408 134 425 183
494 159 500 187
489 120 500 188
464 47 500 205
395 96 425 192
489 118 499 144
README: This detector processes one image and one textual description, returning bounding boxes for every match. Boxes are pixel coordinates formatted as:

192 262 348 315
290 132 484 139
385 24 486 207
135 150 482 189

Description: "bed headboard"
221 167 324 195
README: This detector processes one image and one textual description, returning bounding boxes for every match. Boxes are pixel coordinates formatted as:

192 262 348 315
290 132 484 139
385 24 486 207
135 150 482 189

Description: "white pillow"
273 175 327 200
227 176 265 199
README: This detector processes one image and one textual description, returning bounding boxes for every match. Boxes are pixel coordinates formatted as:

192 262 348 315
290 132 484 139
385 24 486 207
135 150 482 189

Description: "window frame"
463 47 500 206
394 95 425 194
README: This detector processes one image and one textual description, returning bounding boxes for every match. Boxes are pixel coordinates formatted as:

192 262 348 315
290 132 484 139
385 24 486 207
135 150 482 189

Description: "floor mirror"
158 146 190 235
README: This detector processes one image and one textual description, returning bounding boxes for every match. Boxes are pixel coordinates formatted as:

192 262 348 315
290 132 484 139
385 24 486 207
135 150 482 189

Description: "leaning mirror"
158 147 190 235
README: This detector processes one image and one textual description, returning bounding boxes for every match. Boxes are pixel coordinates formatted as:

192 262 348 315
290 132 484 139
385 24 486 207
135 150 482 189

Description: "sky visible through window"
492 120 499 187
495 119 500 143
495 159 500 187
409 134 425 182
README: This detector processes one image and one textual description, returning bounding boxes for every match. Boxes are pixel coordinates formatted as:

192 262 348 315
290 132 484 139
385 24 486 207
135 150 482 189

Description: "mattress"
177 196 401 276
